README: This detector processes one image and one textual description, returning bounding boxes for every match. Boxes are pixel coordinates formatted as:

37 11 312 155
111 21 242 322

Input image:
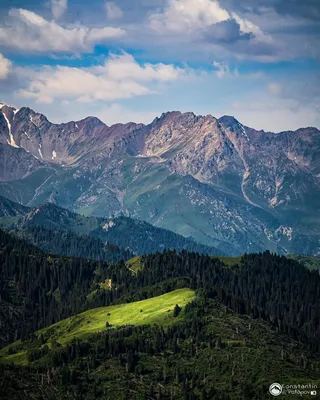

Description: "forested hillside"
0 229 134 347
1 228 320 351
1 298 319 399
0 198 223 256
1 229 320 399
12 225 134 263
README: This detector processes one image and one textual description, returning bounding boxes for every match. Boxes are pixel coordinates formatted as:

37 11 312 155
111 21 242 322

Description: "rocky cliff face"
0 103 319 255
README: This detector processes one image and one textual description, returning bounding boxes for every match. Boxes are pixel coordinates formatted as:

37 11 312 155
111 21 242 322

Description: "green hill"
1 296 320 400
287 254 320 270
2 237 320 399
0 289 195 366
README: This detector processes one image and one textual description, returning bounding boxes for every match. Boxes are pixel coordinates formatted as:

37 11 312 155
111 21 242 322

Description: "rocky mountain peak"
218 115 249 138
79 116 106 128
218 115 241 128
152 111 182 124
152 111 218 129
0 104 320 256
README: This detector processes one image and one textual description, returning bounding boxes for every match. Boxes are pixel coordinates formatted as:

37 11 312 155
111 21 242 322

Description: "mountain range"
0 195 222 258
1 103 319 255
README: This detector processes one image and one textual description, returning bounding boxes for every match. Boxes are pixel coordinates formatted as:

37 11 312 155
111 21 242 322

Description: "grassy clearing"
0 346 28 366
0 289 195 365
211 255 243 267
126 256 143 274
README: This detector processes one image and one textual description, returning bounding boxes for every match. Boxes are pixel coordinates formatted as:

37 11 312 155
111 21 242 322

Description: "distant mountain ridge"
0 195 28 217
0 103 319 255
0 196 223 257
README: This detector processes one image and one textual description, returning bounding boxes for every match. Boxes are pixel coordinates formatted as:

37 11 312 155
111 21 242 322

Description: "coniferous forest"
0 226 320 399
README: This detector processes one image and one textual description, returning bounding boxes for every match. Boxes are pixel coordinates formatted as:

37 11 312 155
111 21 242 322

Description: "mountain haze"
0 104 319 255
0 196 222 257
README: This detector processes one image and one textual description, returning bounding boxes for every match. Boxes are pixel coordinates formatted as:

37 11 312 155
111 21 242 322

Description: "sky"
0 0 319 131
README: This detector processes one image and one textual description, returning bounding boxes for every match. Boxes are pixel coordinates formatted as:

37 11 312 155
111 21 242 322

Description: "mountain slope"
0 227 138 348
1 250 320 399
12 226 134 263
287 254 320 270
2 299 320 399
0 195 28 217
0 288 195 365
0 104 319 255
0 197 223 256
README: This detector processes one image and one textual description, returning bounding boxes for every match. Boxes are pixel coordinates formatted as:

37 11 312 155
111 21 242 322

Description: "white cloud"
105 2 124 20
0 8 125 54
231 13 264 37
149 0 264 38
0 53 12 79
17 52 191 103
150 0 229 33
212 61 230 78
96 52 187 82
51 0 67 20
230 96 320 132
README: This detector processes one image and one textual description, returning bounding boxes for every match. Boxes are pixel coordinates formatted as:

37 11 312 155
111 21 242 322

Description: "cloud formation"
0 8 125 54
0 0 318 131
105 2 124 20
51 0 67 19
149 0 229 33
0 53 12 80
203 19 253 43
18 52 191 103
149 0 264 39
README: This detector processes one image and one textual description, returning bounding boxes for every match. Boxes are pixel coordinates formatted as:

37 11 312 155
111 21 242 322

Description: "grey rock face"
0 104 319 255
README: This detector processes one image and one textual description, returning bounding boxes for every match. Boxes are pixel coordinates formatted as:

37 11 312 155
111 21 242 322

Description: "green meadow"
0 288 195 365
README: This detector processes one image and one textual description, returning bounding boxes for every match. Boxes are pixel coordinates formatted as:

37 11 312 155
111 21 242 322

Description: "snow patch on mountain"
3 111 19 148
239 124 249 141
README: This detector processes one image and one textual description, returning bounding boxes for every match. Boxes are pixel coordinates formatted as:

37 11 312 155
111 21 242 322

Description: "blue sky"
0 0 319 131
